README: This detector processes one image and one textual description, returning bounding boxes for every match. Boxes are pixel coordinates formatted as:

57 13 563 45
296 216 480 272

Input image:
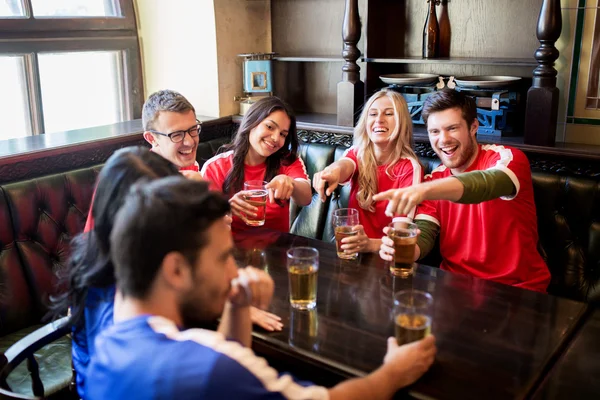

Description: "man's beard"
179 292 221 329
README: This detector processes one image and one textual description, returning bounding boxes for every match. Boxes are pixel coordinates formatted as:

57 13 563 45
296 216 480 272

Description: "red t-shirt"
201 150 310 233
341 147 423 238
415 144 551 292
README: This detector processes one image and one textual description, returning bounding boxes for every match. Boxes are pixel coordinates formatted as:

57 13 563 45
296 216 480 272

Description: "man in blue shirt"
86 177 436 400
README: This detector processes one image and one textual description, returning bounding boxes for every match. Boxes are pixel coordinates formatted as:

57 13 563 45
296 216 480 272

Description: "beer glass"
393 289 433 345
286 247 319 310
387 218 418 277
332 208 359 260
242 180 268 226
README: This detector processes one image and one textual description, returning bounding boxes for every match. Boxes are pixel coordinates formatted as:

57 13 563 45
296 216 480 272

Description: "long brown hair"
353 89 418 212
222 96 299 194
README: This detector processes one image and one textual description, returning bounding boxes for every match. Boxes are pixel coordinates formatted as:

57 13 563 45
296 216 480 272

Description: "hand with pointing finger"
373 185 428 217
265 174 294 204
313 166 342 202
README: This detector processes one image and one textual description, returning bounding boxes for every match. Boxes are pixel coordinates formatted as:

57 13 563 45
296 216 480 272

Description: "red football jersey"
201 150 310 233
341 147 423 239
415 144 551 292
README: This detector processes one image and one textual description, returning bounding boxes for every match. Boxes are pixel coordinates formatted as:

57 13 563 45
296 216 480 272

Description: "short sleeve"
340 147 358 184
282 157 310 184
200 156 228 193
480 145 529 200
415 200 440 227
204 353 329 400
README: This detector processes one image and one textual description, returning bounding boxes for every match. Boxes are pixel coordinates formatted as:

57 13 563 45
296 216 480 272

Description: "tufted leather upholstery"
532 173 600 302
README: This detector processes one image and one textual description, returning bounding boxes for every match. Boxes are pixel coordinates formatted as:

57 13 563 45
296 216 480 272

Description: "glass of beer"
387 218 418 277
286 247 319 310
394 289 433 345
242 180 268 226
332 208 359 260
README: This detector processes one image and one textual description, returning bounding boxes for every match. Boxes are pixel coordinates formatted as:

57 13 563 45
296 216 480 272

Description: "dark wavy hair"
421 89 478 129
111 177 230 299
51 146 180 326
222 96 298 194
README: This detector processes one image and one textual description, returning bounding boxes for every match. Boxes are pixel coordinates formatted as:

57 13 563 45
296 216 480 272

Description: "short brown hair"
422 90 477 128
142 90 195 131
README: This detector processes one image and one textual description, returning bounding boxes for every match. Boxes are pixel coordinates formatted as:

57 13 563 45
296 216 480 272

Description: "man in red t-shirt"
375 90 550 292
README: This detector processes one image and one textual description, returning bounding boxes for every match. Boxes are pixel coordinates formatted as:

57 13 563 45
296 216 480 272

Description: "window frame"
0 0 142 136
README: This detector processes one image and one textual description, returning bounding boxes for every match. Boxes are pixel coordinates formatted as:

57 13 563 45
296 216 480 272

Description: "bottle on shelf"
422 0 440 59
438 0 451 57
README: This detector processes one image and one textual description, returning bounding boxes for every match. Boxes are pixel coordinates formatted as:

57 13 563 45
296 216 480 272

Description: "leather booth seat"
0 136 598 396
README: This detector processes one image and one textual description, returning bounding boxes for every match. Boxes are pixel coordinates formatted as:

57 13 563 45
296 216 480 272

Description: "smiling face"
367 96 398 149
427 107 479 173
143 110 199 169
245 110 291 166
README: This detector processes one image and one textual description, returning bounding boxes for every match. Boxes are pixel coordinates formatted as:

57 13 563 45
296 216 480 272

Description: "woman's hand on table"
250 307 283 331
229 191 257 220
383 335 437 389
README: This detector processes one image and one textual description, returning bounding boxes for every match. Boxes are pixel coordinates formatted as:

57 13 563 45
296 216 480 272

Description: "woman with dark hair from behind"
52 146 181 398
201 96 312 233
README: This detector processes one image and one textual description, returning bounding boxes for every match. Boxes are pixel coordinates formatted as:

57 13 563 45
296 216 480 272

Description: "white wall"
134 0 220 117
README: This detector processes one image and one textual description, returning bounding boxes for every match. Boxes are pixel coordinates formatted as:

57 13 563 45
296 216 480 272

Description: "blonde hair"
353 89 418 212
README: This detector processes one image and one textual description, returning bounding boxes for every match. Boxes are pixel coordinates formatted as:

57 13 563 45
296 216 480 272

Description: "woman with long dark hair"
52 146 181 398
201 96 312 233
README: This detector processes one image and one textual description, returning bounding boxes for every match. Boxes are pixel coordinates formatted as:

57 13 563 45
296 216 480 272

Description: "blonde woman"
313 89 422 254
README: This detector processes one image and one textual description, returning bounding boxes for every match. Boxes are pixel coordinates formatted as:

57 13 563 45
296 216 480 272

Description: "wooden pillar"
524 0 562 146
337 0 364 127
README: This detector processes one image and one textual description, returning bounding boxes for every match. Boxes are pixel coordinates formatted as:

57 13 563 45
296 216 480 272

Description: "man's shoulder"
424 163 449 181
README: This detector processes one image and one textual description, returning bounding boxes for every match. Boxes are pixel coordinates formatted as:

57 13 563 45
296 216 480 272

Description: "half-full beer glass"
286 247 319 310
387 218 418 277
243 180 268 226
394 289 433 345
332 208 359 260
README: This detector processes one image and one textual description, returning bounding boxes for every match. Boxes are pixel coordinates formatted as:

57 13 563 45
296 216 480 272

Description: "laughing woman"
201 96 311 233
312 89 422 255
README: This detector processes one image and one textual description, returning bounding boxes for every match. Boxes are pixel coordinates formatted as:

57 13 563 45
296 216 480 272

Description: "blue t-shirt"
72 285 116 398
85 315 329 400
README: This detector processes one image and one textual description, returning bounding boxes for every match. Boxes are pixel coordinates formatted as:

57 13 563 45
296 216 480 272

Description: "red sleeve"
340 147 358 183
480 145 529 199
282 157 309 183
200 154 230 193
415 172 439 225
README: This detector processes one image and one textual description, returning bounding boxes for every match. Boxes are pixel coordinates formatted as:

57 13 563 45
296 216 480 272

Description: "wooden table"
234 229 588 400
531 310 600 399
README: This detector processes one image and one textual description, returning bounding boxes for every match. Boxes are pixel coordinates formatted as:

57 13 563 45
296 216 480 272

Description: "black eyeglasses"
148 120 202 143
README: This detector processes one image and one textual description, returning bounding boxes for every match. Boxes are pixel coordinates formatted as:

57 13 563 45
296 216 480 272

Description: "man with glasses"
142 89 202 173
140 89 283 332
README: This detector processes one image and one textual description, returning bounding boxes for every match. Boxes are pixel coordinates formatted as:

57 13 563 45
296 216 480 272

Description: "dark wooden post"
337 0 364 127
524 0 562 146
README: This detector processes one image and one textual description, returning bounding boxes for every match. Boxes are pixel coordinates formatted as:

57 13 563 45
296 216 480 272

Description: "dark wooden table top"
531 309 600 399
234 229 588 400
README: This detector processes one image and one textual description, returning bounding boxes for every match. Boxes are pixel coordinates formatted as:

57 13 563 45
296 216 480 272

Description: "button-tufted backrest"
532 173 600 302
0 188 38 336
1 167 99 329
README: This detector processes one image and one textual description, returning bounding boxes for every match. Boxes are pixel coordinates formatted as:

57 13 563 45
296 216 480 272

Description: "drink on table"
332 208 359 260
387 218 418 277
286 247 319 310
394 289 433 345
242 180 268 226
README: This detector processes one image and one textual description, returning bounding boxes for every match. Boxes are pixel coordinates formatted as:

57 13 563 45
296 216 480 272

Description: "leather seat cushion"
0 325 72 397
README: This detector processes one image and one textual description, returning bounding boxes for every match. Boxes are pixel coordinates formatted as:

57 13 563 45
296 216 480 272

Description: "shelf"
363 57 538 67
274 56 345 62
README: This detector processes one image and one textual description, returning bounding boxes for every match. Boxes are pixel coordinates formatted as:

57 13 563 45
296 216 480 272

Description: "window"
0 0 141 139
